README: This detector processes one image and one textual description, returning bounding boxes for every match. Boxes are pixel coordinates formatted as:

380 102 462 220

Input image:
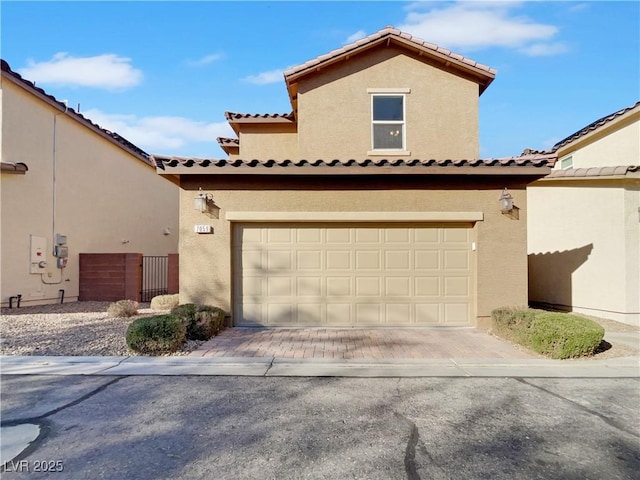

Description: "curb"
1 355 638 378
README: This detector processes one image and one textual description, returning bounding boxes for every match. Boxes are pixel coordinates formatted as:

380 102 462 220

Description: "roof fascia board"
285 35 495 93
156 165 551 176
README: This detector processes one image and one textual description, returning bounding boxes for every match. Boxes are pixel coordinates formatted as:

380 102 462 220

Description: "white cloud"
83 108 234 153
186 53 224 67
346 30 367 43
18 53 143 90
519 42 569 56
242 68 285 85
398 2 568 55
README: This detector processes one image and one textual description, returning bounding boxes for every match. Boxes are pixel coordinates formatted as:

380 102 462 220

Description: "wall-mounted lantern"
499 188 514 213
194 187 214 213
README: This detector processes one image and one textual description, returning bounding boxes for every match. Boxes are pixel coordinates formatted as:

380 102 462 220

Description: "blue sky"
2 1 638 159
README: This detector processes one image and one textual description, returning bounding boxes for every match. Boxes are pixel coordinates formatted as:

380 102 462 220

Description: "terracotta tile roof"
284 26 496 94
1 59 152 165
224 112 295 121
152 152 555 175
545 165 640 179
1 161 29 174
216 137 239 146
553 101 640 152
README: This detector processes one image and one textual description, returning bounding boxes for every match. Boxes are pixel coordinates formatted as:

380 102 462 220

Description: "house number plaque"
194 225 213 234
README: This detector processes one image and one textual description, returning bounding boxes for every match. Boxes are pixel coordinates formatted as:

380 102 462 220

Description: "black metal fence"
141 256 168 302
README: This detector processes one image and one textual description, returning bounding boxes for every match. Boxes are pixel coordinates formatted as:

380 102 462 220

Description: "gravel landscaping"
1 301 638 358
0 302 204 357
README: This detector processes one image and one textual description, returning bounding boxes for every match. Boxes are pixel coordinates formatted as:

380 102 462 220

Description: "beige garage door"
233 223 474 327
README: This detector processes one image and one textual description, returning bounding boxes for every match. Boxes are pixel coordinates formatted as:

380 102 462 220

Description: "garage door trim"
226 211 484 222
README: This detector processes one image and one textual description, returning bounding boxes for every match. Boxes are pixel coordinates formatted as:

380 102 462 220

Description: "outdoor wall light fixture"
499 188 514 213
194 187 214 213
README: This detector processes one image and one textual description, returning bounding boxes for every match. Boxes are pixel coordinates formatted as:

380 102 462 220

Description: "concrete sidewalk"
1 354 638 378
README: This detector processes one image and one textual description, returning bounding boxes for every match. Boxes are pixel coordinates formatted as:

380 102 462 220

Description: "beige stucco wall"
1 77 179 306
556 112 640 168
528 179 640 326
295 47 479 160
178 175 531 326
238 124 297 159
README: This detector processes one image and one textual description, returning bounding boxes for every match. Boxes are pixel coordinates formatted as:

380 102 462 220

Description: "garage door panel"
443 250 469 270
297 228 322 243
356 304 381 324
415 277 440 296
297 277 322 296
444 277 469 297
298 304 322 325
415 250 440 270
415 303 441 324
356 277 381 296
267 251 292 271
327 251 351 269
327 276 352 296
298 250 322 270
355 228 381 243
234 224 473 326
444 304 469 323
386 250 410 269
326 303 352 324
386 277 411 296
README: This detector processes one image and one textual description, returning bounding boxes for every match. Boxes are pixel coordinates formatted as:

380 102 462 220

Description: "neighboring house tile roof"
544 165 640 179
0 161 29 174
284 26 496 113
224 111 296 135
552 101 640 152
151 152 555 175
1 59 152 166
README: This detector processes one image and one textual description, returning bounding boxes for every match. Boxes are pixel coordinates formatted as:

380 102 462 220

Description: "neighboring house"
528 102 640 326
1 59 179 307
153 27 555 328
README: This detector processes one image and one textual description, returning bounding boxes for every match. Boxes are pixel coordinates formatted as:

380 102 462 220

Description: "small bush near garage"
171 304 227 341
150 294 180 311
107 299 139 318
530 313 605 359
126 315 186 354
491 308 605 359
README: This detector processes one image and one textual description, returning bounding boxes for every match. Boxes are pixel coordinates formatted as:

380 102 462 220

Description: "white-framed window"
370 91 407 153
560 155 573 169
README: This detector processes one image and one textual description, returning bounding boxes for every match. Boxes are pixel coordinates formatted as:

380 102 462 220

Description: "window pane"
373 124 403 149
373 96 403 121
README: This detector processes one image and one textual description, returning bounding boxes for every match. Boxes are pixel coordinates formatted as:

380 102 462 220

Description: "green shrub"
529 313 604 359
193 306 226 340
491 308 605 359
491 306 537 346
107 299 139 318
150 294 180 311
171 303 226 341
126 315 186 354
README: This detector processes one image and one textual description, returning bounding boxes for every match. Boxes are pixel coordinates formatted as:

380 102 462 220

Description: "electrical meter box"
56 234 67 245
54 245 69 258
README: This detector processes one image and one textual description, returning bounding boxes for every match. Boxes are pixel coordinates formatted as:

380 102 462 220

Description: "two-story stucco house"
528 101 640 326
153 27 555 328
1 59 179 307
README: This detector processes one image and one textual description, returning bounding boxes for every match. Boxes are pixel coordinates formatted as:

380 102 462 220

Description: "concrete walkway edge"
1 355 638 378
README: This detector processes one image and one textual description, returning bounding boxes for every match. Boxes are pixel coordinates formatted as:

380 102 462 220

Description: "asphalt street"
1 375 639 480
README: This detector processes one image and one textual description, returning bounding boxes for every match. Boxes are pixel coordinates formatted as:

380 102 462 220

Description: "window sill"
367 150 411 157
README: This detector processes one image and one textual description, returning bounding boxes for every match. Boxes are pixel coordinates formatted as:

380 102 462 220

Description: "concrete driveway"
189 327 535 359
